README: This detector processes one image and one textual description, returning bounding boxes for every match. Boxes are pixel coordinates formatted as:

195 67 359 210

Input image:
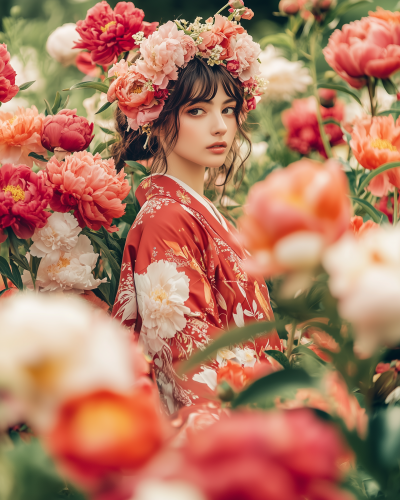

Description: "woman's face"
169 82 239 169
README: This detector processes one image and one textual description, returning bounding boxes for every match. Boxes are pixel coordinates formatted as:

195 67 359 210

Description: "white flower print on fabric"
29 212 81 258
113 263 137 324
232 347 257 367
192 367 218 391
135 260 191 354
232 302 245 328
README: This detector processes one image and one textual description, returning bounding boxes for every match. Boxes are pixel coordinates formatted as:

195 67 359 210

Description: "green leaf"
317 82 362 106
323 0 372 26
18 80 35 91
125 160 148 176
92 139 117 155
322 118 342 127
381 78 398 95
349 196 388 224
96 283 111 306
0 256 13 281
265 349 291 369
28 152 48 163
83 230 121 278
65 81 109 93
232 368 316 408
121 203 139 226
180 320 282 374
258 32 294 50
43 98 53 116
99 126 115 135
109 271 118 305
51 91 62 114
291 344 327 365
10 260 23 290
6 229 30 271
357 161 400 194
95 101 113 114
377 107 400 117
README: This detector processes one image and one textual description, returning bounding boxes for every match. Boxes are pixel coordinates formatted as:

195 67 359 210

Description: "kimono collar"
135 174 245 259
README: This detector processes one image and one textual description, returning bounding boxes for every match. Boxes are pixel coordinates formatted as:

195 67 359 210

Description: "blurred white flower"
0 96 29 113
386 387 400 404
259 45 312 102
192 367 218 391
251 141 268 159
10 46 44 91
30 213 81 258
323 226 400 356
216 347 256 367
135 260 191 354
134 480 206 500
46 23 80 66
0 293 134 430
23 235 106 293
345 87 397 124
83 92 115 134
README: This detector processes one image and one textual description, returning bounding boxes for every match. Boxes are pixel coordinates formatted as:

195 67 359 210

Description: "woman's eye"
222 107 235 115
188 108 204 116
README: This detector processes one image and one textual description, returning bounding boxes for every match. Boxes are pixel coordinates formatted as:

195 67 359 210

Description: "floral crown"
106 0 267 147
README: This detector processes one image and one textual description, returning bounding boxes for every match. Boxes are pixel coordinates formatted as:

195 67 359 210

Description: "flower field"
2 0 400 499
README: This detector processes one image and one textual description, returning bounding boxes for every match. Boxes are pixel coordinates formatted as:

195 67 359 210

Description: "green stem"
394 188 398 226
214 2 230 16
309 32 332 159
286 321 298 360
367 77 376 117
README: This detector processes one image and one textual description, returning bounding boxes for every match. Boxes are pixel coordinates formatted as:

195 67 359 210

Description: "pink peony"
282 96 345 158
0 106 47 168
197 15 244 60
107 68 154 112
0 163 52 239
0 44 19 103
108 59 129 78
126 102 165 131
241 8 254 20
279 0 301 15
323 16 400 89
226 32 261 81
45 151 130 232
73 1 158 65
41 109 94 153
136 21 197 88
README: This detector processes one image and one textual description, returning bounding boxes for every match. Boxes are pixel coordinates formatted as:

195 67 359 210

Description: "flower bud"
229 0 245 9
279 0 300 15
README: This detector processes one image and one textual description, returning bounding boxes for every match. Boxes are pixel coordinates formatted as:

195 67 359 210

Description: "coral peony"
41 109 94 153
350 115 400 196
226 31 261 81
239 158 351 277
0 44 19 103
282 96 345 157
73 1 158 65
45 386 164 487
0 163 52 239
0 106 47 167
323 16 400 89
45 151 130 232
350 215 379 237
46 24 80 66
197 14 243 60
369 7 400 24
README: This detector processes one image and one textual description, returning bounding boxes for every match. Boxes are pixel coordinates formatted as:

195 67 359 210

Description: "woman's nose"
210 112 228 136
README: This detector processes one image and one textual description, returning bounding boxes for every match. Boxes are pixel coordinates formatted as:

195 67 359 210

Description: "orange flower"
350 115 400 196
0 106 47 168
369 7 400 24
239 158 351 277
217 359 279 391
44 386 164 489
350 215 379 237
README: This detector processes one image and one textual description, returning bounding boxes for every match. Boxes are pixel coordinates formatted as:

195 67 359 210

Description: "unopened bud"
229 0 245 9
10 5 21 17
279 0 300 15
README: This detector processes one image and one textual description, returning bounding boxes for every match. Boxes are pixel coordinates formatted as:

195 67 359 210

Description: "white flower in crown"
135 260 191 354
29 212 81 258
23 235 106 293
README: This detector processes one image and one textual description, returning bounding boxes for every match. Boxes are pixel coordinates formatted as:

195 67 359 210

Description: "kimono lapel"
135 174 245 259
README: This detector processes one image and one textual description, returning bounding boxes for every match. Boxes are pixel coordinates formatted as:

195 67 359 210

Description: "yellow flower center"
129 84 143 94
47 256 71 274
150 286 169 303
371 138 397 152
3 185 25 202
7 116 17 125
101 20 116 32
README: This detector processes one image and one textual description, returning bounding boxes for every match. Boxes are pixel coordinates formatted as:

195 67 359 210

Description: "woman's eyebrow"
223 98 236 104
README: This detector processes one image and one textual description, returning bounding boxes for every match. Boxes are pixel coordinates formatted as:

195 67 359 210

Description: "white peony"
23 235 106 293
46 23 80 66
135 260 191 354
323 226 400 356
259 45 312 102
10 47 44 91
30 212 81 258
345 87 397 124
134 480 206 500
0 293 134 430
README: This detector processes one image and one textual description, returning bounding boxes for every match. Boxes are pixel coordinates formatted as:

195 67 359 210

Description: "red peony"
73 1 158 65
282 96 345 157
45 151 130 233
75 52 109 78
0 163 52 239
0 44 19 103
323 16 400 89
41 109 94 153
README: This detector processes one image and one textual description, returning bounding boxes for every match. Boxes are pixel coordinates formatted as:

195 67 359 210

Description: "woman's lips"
207 142 227 154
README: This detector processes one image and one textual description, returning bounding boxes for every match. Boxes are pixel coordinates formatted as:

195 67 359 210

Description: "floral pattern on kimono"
112 174 281 414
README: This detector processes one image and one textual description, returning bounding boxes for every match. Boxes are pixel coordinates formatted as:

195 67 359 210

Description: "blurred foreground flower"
324 225 400 356
239 158 351 277
45 151 130 232
282 94 344 157
0 163 52 239
73 1 158 65
41 109 94 156
0 106 47 167
46 23 81 66
350 115 400 196
0 44 18 104
258 45 312 102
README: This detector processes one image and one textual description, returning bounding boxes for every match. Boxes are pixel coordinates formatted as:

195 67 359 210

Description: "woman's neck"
165 150 205 196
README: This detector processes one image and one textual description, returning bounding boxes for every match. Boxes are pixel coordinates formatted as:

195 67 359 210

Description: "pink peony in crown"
106 0 267 138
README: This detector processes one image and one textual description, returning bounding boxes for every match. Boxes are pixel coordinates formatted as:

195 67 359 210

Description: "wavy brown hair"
111 57 251 193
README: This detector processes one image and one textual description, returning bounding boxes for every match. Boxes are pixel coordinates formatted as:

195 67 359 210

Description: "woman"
110 8 281 415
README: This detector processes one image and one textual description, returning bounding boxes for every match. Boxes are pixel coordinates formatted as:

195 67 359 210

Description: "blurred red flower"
0 44 19 103
350 216 379 237
282 95 345 158
0 163 52 239
73 1 158 65
323 16 400 89
45 151 130 233
41 109 94 153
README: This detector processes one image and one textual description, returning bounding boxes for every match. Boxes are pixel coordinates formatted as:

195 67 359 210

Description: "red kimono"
112 174 281 414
